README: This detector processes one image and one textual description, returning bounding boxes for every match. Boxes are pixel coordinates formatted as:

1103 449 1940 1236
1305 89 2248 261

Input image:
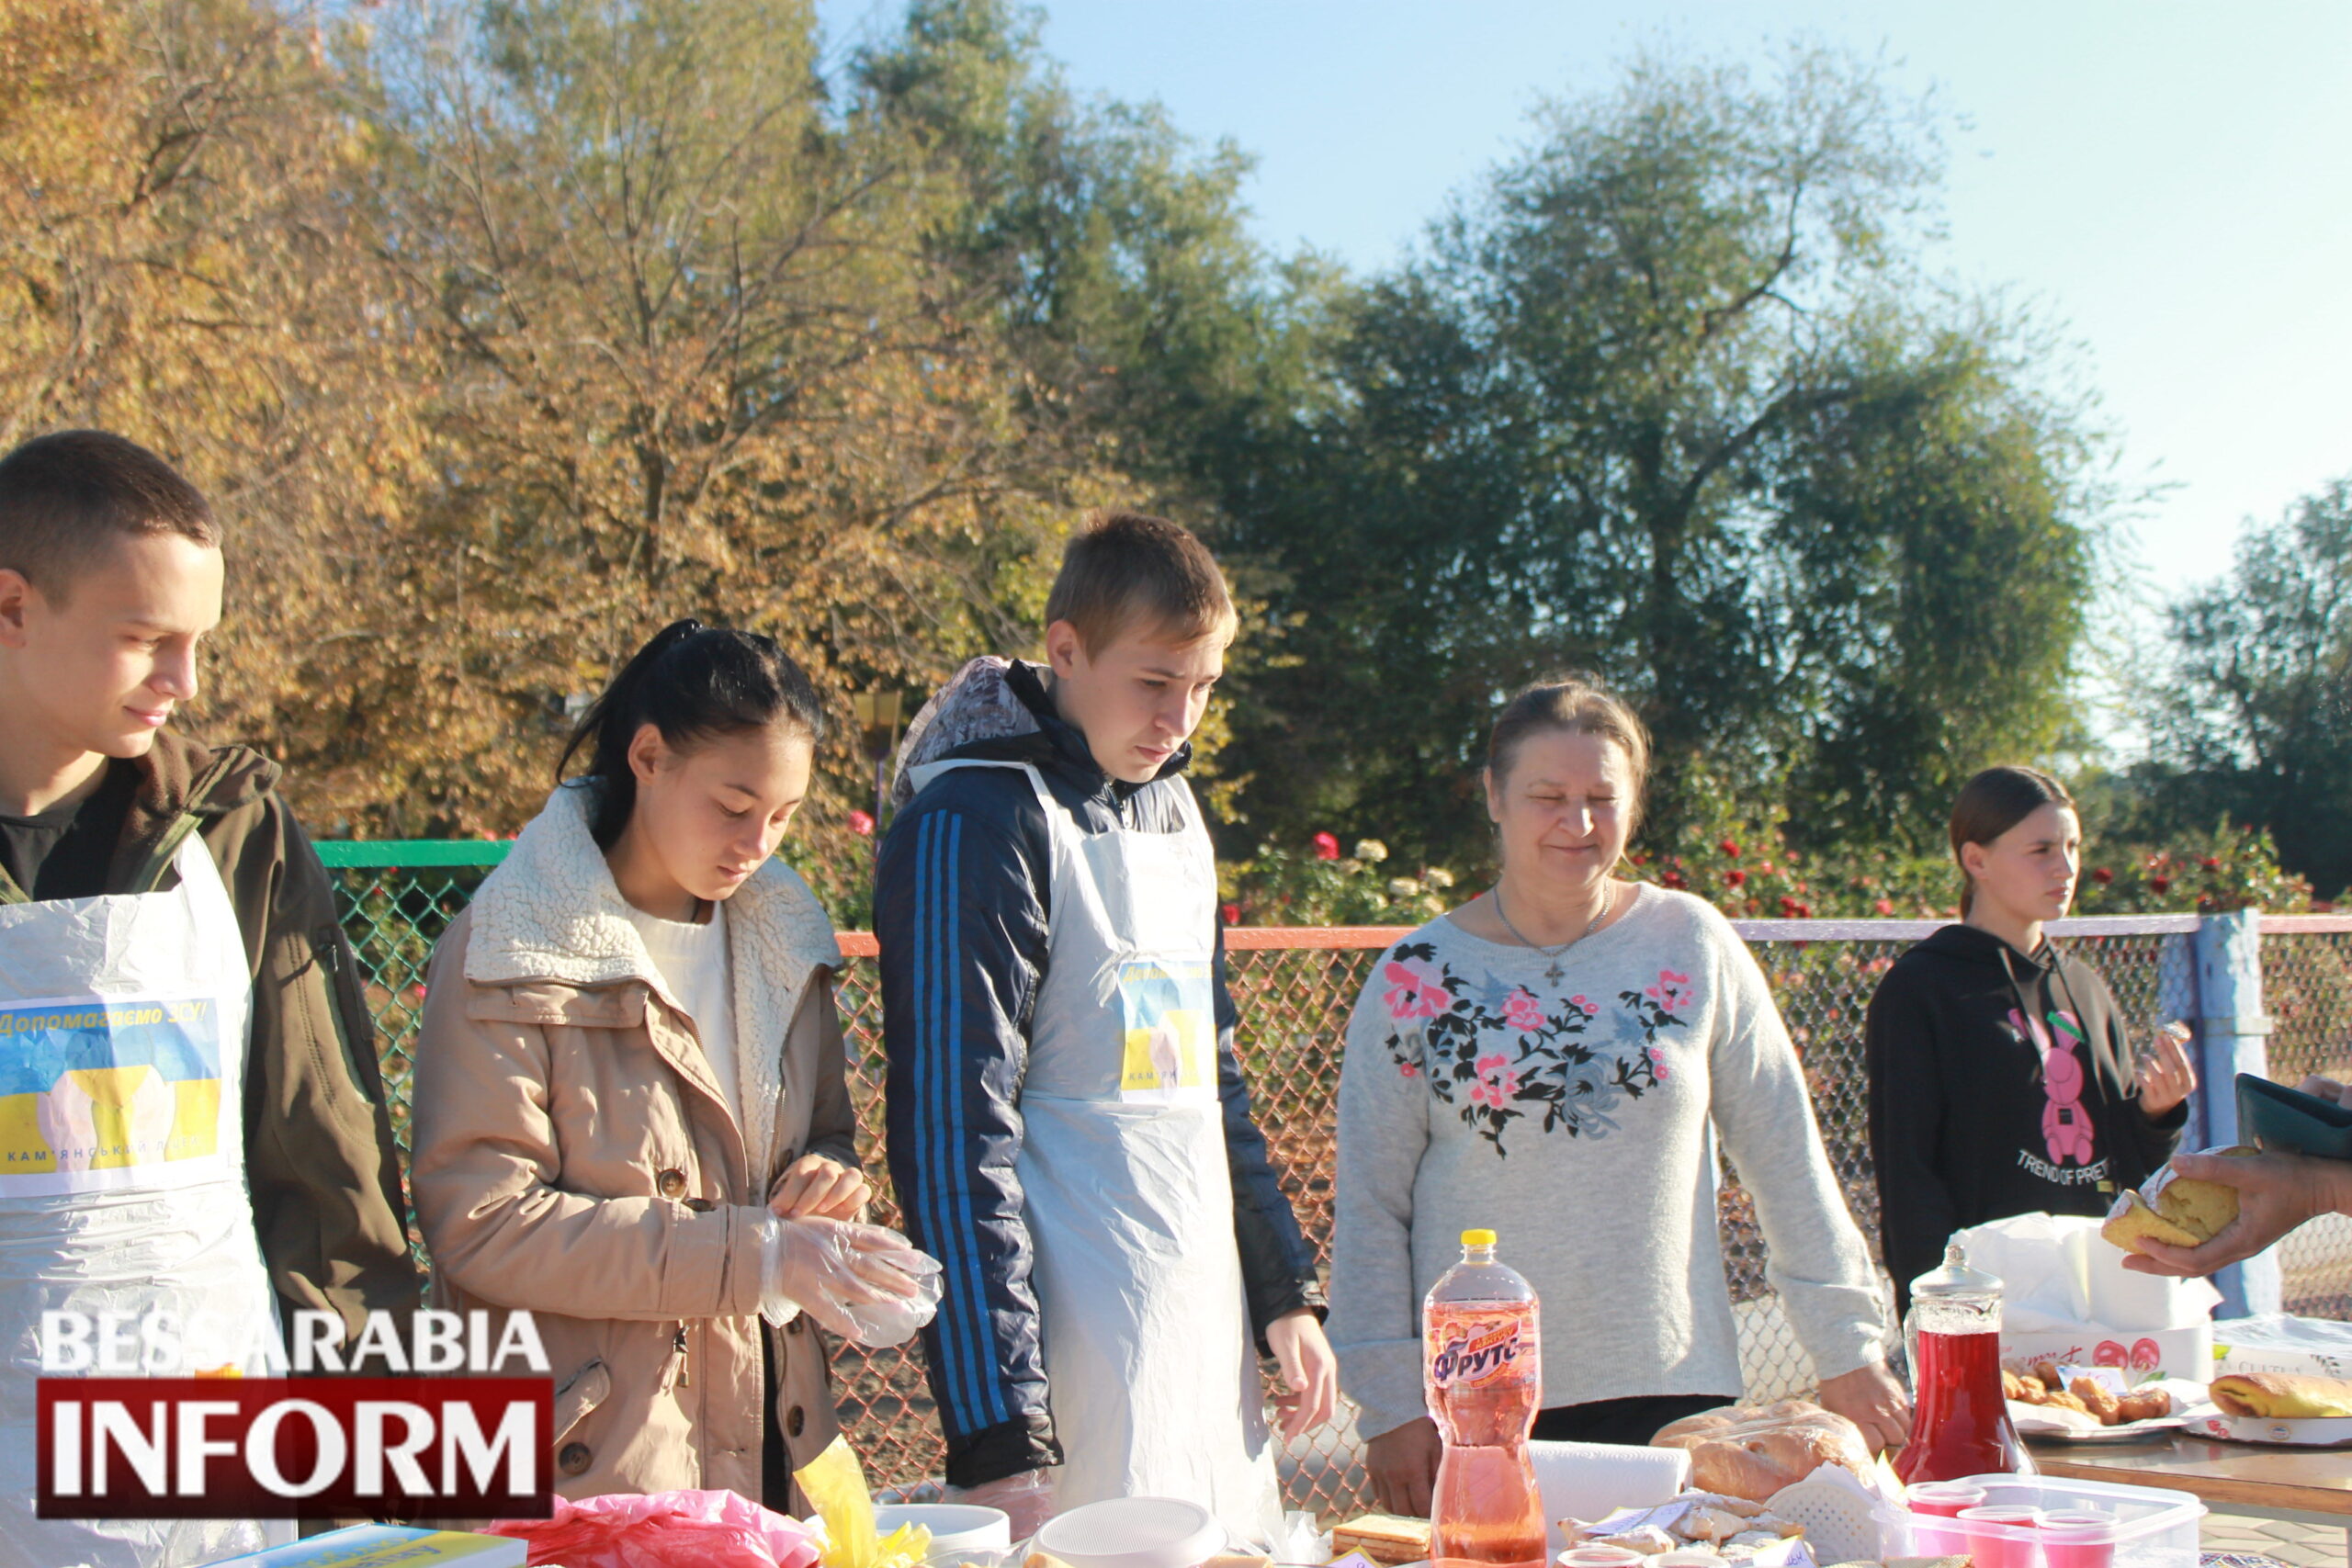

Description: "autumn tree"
278 0 1131 835
0 0 435 784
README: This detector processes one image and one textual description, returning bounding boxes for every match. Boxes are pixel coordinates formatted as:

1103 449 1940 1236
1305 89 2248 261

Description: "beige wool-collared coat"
411 784 855 1505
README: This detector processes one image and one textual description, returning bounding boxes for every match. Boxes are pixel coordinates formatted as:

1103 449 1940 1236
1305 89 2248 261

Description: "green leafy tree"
849 0 1339 502
2136 477 2352 896
1214 46 2103 866
848 0 1341 818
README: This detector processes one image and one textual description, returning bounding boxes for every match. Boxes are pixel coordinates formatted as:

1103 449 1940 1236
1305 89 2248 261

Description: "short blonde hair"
1045 510 1238 654
1486 676 1654 831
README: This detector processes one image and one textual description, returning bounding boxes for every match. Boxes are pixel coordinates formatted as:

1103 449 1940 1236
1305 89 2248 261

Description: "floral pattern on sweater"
1379 941 1699 1150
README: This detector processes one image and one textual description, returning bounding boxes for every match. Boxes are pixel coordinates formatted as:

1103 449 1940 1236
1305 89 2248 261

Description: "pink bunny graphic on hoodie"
2011 1006 2096 1165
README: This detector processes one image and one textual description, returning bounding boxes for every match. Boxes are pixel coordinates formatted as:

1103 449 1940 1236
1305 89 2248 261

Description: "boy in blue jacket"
876 513 1332 1541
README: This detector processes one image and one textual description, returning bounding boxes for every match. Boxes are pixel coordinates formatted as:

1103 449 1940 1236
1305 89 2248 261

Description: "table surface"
2029 1434 2352 1517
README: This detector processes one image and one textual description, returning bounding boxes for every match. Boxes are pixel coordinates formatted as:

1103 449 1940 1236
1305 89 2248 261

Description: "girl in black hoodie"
1865 766 2199 1312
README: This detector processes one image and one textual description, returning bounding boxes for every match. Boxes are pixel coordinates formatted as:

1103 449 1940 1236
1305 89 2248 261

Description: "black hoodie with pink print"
1865 923 2188 1313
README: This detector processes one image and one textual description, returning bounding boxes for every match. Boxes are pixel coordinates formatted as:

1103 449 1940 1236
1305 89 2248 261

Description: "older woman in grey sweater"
1327 679 1906 1516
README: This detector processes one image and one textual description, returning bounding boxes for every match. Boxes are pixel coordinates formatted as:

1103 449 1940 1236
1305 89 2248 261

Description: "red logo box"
36 1377 552 1519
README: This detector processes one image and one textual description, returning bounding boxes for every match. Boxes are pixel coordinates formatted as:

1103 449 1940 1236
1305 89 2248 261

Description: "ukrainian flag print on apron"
0 834 288 1567
911 758 1282 1546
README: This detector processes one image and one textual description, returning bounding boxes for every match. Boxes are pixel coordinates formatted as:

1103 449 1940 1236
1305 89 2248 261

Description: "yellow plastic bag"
795 1436 932 1568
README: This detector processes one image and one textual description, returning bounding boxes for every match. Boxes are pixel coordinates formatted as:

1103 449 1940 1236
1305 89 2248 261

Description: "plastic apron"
0 835 288 1567
913 760 1281 1544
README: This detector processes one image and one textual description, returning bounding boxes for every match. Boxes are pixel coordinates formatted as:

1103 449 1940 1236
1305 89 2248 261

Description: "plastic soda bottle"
1425 1228 1544 1568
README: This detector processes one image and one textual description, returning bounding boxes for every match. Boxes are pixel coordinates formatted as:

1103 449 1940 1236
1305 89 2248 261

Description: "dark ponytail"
557 619 827 849
1950 765 2075 918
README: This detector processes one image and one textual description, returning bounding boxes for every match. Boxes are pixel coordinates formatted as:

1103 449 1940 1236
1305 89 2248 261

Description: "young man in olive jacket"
0 430 418 1349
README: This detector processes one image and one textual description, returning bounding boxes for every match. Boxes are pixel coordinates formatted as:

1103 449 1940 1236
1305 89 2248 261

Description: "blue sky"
820 1 2351 613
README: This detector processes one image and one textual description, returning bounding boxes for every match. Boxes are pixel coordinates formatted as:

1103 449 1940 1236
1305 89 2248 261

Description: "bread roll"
2211 1371 2352 1418
1649 1399 1873 1501
2101 1146 2256 1254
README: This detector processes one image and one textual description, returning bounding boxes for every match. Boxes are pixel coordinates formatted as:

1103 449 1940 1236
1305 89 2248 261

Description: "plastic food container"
1556 1549 1645 1568
874 1504 1014 1565
1031 1497 1225 1568
1892 1476 2202 1568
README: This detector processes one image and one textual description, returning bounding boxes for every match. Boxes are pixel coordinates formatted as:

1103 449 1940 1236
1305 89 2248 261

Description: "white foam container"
874 1504 1014 1564
1889 1475 2204 1568
1031 1496 1225 1568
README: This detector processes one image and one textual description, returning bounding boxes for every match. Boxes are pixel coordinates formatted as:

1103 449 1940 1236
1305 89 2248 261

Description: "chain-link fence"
319 848 2352 1521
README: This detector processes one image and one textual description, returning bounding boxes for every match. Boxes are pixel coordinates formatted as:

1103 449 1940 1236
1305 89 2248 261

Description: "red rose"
2201 855 2222 871
1793 902 1812 918
1660 869 1687 889
1779 894 1802 915
1312 831 1341 861
1724 870 1746 888
2091 866 2113 885
847 808 876 837
1718 839 1742 858
1220 902 1242 926
2150 874 2172 894
1873 897 1894 916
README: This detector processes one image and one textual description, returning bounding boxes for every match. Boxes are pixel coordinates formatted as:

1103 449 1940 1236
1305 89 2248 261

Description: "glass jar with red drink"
1894 1243 2032 1483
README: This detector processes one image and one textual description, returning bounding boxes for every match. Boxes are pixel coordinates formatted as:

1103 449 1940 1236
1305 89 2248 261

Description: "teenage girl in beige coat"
413 621 935 1508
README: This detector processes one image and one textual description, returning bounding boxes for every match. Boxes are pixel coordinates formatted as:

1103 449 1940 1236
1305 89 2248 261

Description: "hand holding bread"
2100 1146 2255 1253
2116 1146 2352 1279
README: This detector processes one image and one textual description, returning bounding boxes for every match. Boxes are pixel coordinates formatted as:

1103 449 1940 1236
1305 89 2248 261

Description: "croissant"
2211 1372 2352 1418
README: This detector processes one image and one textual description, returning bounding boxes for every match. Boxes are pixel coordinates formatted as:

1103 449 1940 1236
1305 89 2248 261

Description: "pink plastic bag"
485 1488 822 1568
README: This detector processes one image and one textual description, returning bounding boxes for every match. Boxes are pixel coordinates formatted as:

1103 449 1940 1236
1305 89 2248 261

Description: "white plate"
2005 1379 2211 1443
2188 1413 2352 1448
2009 1402 2191 1443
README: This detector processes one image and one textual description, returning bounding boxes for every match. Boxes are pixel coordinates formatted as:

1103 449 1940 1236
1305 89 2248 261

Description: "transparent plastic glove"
947 1467 1058 1540
759 1214 944 1346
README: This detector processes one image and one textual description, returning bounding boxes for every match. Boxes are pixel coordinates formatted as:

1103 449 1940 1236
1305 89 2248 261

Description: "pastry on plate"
2211 1371 2352 1419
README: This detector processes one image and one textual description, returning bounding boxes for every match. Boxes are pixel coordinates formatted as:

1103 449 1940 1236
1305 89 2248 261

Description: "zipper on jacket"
130 757 235 893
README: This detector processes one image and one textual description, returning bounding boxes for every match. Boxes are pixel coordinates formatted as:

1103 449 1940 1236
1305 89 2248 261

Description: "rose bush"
780 788 2313 932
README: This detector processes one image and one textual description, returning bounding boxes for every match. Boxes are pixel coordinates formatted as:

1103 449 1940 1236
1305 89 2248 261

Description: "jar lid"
1909 1241 2002 1299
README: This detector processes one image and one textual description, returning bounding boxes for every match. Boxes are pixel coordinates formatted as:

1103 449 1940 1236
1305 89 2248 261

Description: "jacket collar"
889 656 1194 815
0 730 275 904
466 783 841 1175
956 660 1192 803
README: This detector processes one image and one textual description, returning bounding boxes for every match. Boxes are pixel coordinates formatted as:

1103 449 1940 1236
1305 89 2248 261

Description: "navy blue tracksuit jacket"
874 661 1325 1488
